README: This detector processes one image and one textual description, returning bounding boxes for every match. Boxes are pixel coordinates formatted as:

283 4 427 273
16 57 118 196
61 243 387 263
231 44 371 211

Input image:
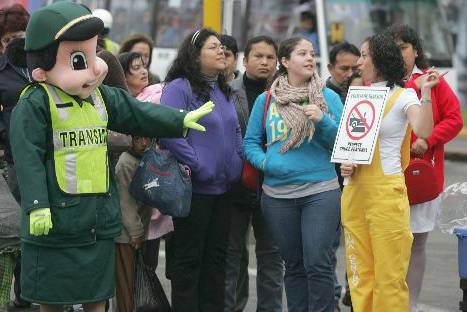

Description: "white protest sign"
331 86 390 164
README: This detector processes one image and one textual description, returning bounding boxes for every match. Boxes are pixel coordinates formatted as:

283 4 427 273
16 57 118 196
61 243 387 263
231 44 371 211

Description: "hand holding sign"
331 86 390 165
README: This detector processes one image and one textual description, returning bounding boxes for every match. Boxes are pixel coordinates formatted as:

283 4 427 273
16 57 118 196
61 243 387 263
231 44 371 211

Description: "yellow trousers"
342 174 413 312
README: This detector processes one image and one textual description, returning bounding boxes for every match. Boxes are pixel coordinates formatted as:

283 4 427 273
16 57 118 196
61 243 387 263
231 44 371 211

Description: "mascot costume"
9 2 213 311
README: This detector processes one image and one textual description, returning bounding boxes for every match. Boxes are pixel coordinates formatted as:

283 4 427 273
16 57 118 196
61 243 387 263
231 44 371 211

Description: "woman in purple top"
159 28 243 311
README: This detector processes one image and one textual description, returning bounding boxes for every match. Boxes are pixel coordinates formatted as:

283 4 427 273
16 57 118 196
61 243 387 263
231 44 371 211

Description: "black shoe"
6 301 38 312
342 290 352 307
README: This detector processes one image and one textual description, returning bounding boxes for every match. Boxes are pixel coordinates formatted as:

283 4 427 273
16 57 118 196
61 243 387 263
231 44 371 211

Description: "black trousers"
8 164 30 306
168 192 233 312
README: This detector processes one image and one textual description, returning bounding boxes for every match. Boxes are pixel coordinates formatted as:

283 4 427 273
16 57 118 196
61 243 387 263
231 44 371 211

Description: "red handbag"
404 155 440 205
241 91 272 192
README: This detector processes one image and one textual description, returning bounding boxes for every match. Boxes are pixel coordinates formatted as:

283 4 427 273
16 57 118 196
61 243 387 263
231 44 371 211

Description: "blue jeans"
261 189 341 312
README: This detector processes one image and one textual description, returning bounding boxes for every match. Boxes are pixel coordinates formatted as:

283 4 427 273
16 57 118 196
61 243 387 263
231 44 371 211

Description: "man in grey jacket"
225 35 283 312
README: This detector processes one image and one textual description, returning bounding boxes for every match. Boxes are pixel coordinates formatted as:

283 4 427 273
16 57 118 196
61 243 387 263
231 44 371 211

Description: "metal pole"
315 0 329 78
223 0 234 34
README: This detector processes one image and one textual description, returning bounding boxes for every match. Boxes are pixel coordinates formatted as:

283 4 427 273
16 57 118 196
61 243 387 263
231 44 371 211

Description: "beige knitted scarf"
270 72 327 153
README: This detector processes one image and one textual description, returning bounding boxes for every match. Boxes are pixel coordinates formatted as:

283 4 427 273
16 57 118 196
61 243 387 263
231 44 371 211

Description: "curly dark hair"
366 34 405 88
164 28 231 102
0 4 29 38
386 24 429 70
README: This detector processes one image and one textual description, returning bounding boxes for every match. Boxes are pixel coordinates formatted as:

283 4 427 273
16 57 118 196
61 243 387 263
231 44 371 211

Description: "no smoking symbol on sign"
345 100 375 140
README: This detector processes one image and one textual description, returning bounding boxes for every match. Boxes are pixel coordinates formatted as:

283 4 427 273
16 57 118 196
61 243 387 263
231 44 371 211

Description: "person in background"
295 11 320 56
118 52 149 97
114 135 151 312
225 35 283 312
0 4 34 311
387 24 463 312
116 51 173 312
159 28 243 311
340 33 439 312
119 33 160 84
92 8 120 55
326 41 360 310
220 34 239 82
244 36 343 312
326 42 360 104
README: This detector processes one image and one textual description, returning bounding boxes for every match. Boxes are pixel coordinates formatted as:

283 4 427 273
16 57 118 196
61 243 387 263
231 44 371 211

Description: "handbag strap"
262 90 272 129
261 90 272 147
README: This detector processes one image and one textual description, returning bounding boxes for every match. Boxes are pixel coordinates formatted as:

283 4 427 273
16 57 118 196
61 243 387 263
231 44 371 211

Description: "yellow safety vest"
103 37 120 55
38 83 109 194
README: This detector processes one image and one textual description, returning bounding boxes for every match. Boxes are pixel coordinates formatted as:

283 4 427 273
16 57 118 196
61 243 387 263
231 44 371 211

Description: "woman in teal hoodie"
244 37 343 312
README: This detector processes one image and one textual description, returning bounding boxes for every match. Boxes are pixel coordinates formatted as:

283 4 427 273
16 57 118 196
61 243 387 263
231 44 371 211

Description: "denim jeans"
261 189 341 312
224 191 283 312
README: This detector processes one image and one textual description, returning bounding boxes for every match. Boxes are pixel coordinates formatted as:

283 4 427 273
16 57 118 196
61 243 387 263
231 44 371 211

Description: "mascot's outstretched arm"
183 101 215 132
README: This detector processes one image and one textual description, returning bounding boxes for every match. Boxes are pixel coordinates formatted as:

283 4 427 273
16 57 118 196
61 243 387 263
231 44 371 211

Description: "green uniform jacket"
10 84 187 248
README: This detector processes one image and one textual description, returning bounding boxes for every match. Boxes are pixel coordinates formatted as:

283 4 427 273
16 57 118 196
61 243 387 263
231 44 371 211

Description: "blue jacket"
159 78 243 195
244 88 342 186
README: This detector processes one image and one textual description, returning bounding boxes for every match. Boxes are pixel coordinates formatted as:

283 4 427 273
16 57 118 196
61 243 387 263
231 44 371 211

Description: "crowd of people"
0 2 464 312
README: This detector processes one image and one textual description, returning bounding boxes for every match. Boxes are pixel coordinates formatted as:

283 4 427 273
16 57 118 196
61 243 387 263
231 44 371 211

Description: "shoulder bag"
129 142 192 217
241 90 271 192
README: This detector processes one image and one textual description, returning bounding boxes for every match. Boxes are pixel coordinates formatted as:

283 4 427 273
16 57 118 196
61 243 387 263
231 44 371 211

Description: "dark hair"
118 51 144 75
386 24 429 70
277 37 310 76
0 4 29 38
329 41 360 65
366 34 405 88
220 34 238 55
300 11 316 23
244 35 278 59
119 33 154 67
164 28 231 102
26 42 59 72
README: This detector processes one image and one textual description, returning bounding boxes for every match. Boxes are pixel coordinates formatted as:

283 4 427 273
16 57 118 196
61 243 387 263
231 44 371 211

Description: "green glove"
183 101 215 132
30 208 53 236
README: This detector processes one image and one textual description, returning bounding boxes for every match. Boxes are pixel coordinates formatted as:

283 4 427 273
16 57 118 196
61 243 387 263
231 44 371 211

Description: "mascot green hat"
25 1 103 52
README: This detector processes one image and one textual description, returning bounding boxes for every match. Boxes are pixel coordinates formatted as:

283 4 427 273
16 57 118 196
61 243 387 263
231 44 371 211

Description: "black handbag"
129 143 192 217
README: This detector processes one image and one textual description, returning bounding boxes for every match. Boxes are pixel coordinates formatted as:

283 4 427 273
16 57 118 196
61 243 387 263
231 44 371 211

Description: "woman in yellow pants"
340 34 440 312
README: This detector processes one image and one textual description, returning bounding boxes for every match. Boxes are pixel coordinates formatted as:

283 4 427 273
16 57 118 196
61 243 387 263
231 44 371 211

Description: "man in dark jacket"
225 35 284 312
326 42 360 104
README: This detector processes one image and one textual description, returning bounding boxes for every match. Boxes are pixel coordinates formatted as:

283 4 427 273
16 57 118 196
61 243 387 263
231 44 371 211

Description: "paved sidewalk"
444 129 467 161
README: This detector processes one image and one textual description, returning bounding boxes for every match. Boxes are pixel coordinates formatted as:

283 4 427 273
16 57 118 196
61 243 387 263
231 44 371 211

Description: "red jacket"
405 71 463 192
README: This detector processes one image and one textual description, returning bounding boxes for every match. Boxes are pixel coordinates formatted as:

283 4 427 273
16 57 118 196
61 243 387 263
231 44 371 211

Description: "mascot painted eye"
70 51 87 70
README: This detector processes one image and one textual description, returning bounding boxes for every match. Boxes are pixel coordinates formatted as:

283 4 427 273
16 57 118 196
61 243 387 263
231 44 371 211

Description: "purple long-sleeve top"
159 78 243 195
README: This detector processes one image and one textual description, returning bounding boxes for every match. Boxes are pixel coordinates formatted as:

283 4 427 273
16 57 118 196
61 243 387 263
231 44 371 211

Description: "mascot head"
25 1 108 99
